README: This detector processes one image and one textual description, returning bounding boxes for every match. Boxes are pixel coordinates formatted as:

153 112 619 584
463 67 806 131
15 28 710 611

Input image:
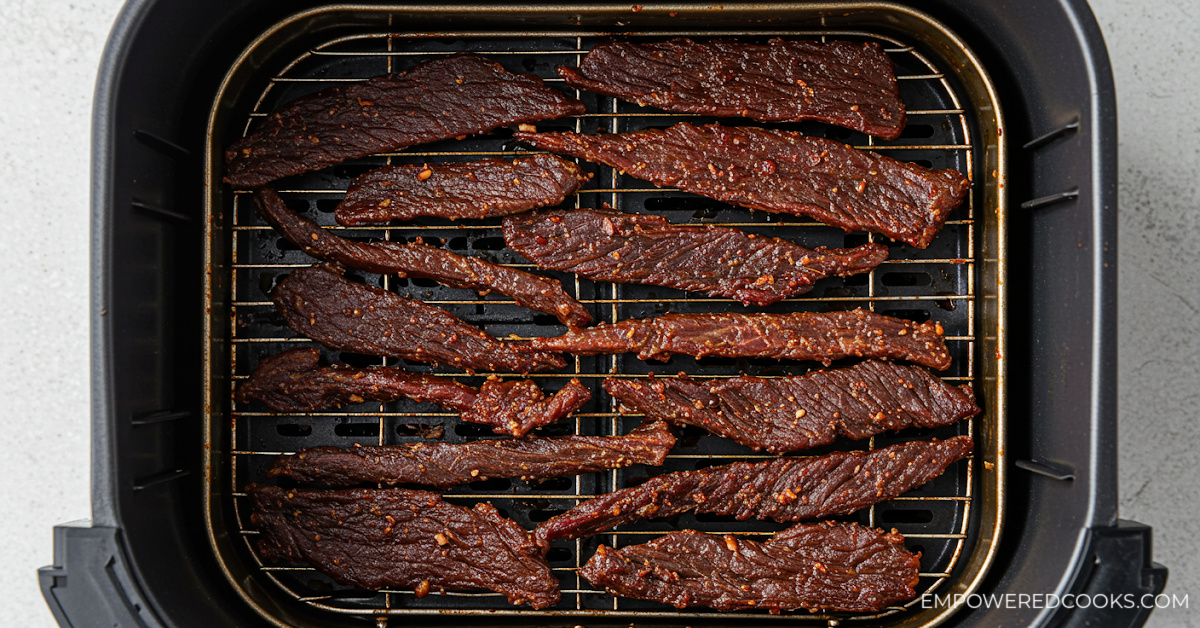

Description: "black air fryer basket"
41 1 1166 627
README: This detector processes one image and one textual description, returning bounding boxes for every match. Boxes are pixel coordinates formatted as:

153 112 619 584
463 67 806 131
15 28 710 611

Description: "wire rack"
220 27 982 624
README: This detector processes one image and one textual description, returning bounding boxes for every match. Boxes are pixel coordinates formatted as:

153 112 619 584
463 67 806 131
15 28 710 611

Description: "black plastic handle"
1051 520 1168 628
39 521 165 628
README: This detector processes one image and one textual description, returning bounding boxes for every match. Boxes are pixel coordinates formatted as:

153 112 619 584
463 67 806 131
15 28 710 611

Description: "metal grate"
220 27 983 624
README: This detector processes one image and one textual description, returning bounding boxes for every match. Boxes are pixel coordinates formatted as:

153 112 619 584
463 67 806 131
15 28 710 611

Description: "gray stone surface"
1 1 1195 627
0 1 125 627
1089 1 1200 626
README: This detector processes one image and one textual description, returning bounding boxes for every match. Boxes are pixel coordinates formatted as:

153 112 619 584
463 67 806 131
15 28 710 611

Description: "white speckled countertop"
1094 1 1200 626
1 1 1195 626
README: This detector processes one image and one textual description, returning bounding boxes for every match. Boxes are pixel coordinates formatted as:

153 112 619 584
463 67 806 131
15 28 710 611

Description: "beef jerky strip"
335 154 589 225
268 420 675 487
236 348 588 437
225 53 586 188
504 208 887 306
256 188 591 327
535 436 971 548
248 485 559 608
272 264 565 373
515 123 969 248
561 38 906 139
605 359 978 454
530 308 951 370
580 522 920 613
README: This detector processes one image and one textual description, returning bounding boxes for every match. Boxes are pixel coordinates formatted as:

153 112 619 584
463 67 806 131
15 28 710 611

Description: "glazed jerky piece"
336 154 589 225
256 188 591 327
248 485 559 608
535 436 971 548
271 264 565 373
531 308 951 370
580 522 920 612
236 348 588 437
515 123 969 248
561 38 906 139
605 360 979 454
225 53 586 188
268 420 675 487
504 208 888 306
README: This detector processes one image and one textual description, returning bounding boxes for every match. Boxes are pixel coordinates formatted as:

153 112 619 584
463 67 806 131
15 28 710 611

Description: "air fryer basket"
41 1 1169 628
203 5 1004 627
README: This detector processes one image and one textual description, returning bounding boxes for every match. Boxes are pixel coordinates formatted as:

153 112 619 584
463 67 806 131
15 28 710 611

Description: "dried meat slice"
504 208 887 306
256 187 591 327
225 53 585 187
336 154 589 225
530 308 951 370
271 264 565 374
605 360 978 454
561 38 905 139
267 420 675 487
535 436 972 548
580 522 920 613
236 348 587 437
515 123 969 248
248 485 560 608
